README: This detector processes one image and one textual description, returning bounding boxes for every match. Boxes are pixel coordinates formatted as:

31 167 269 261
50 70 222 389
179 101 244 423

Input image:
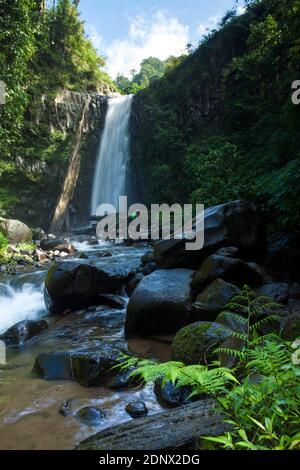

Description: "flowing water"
0 242 170 450
0 272 47 335
91 95 133 215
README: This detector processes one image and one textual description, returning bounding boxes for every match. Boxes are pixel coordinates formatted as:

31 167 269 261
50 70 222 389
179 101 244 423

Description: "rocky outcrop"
10 91 109 230
125 269 194 338
154 201 266 270
33 91 108 135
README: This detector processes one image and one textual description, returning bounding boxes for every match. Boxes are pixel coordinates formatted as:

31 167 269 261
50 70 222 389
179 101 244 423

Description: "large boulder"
0 320 48 346
0 217 32 244
32 346 120 387
44 261 134 314
192 254 267 292
125 269 194 338
191 279 240 322
172 321 231 365
154 201 265 269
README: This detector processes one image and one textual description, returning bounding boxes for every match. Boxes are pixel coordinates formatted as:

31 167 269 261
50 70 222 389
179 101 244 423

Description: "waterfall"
0 272 47 334
91 95 133 215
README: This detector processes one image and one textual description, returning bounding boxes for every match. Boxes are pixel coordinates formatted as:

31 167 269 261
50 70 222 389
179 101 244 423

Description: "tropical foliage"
118 287 300 450
132 0 300 230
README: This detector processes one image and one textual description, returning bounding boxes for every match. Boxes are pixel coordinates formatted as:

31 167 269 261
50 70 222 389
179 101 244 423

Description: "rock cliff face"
11 91 109 230
33 90 108 134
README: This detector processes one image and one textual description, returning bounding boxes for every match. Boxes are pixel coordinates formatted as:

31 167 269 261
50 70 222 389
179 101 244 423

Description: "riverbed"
0 239 170 450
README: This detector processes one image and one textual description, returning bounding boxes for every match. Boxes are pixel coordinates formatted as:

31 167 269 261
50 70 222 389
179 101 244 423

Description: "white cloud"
105 11 189 79
86 24 103 51
197 14 221 38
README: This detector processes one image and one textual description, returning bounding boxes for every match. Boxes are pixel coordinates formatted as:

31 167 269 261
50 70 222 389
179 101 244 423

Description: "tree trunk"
50 98 90 235
76 400 229 450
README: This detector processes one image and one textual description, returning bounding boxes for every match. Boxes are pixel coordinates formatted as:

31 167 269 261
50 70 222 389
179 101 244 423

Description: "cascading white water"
0 272 47 334
91 95 133 215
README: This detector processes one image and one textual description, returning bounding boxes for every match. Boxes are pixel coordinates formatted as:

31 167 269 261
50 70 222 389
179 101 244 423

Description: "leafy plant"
203 339 300 450
215 285 281 363
118 286 299 450
0 232 8 253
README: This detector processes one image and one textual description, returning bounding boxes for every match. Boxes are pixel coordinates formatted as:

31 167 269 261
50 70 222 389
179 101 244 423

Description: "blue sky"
78 0 246 78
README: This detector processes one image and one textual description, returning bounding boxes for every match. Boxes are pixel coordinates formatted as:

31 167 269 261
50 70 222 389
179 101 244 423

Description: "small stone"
125 401 148 419
75 407 106 426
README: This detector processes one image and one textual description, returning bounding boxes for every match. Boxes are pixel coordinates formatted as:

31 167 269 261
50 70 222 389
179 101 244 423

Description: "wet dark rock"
141 250 155 266
32 346 120 387
106 369 143 390
191 279 240 322
97 294 127 310
40 238 65 251
256 282 289 304
192 255 266 292
125 273 144 297
125 269 194 338
125 401 148 419
172 321 231 365
154 380 202 408
76 407 106 426
142 262 157 276
154 201 266 269
44 261 134 314
0 320 48 346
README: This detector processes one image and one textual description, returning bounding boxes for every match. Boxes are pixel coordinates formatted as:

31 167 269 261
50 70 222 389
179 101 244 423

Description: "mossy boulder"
191 279 240 322
0 217 32 244
171 321 231 365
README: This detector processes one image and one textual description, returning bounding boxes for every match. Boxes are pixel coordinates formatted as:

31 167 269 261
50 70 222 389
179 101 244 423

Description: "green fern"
215 285 281 362
117 353 238 397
